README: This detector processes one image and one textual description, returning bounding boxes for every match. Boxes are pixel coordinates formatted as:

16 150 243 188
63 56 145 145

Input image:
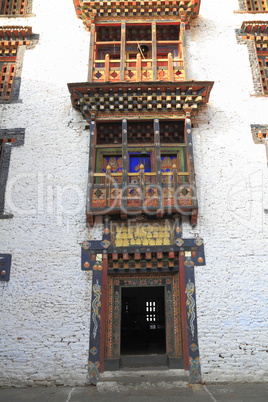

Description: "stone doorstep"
97 368 189 392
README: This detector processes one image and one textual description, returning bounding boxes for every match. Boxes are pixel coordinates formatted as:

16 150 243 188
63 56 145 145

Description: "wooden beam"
180 22 187 80
88 23 95 82
185 116 198 221
120 22 126 81
122 119 128 213
104 54 110 81
154 118 162 210
152 22 157 81
136 54 142 81
87 121 96 223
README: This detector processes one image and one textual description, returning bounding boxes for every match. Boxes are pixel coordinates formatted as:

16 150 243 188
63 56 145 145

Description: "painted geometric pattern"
158 69 168 80
92 188 106 208
127 186 141 199
174 69 184 81
93 70 104 82
157 68 184 81
108 252 178 270
145 187 158 198
163 187 175 207
142 70 153 81
110 188 122 208
113 221 173 247
109 71 120 82
125 70 137 81
178 186 193 206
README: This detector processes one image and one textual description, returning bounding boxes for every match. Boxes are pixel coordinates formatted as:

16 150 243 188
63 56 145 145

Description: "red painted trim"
99 255 108 373
179 254 190 370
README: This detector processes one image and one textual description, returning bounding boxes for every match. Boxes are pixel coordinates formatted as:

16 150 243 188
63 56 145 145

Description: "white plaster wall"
0 0 267 387
0 0 93 386
186 0 268 382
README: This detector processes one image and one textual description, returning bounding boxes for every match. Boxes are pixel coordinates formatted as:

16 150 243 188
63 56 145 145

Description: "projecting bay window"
91 23 185 82
257 47 268 94
0 59 16 101
88 119 196 218
245 0 268 12
240 22 268 95
0 0 32 16
0 27 38 102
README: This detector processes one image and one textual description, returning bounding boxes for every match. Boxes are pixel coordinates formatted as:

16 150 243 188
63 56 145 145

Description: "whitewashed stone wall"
0 0 93 387
0 0 267 387
186 0 268 382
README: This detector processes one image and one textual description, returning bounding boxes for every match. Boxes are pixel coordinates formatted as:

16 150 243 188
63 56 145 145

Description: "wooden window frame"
0 0 33 16
245 0 268 12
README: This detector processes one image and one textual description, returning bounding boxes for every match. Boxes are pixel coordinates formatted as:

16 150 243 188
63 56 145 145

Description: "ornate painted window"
239 22 268 95
0 1 32 16
245 0 268 12
92 22 185 83
0 27 38 102
0 129 25 219
89 119 194 218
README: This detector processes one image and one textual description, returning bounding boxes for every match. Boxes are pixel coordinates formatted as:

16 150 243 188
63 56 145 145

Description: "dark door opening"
121 286 166 355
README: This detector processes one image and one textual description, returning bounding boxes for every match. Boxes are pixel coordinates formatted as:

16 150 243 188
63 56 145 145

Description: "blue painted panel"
129 154 151 172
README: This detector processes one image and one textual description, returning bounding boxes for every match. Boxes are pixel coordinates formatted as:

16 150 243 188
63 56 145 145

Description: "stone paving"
0 383 268 402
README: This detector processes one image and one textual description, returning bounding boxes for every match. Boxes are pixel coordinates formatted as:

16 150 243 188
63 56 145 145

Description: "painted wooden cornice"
0 26 38 46
72 0 201 28
68 81 214 120
240 21 268 40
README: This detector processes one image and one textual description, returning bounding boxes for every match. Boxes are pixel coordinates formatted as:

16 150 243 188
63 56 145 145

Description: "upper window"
92 22 184 83
245 0 268 12
239 22 268 95
0 27 38 102
0 1 32 16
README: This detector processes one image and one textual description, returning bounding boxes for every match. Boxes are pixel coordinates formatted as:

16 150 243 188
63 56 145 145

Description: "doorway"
121 286 166 355
105 274 183 370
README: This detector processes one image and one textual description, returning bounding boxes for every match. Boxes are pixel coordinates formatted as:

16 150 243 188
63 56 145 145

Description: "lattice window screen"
257 50 268 94
0 0 27 15
0 62 16 101
246 0 268 11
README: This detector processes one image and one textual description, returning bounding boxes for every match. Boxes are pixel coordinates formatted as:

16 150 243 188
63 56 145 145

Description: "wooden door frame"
104 272 184 370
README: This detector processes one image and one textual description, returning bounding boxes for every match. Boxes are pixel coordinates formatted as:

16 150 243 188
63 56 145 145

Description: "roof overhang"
0 26 37 46
240 21 268 40
68 81 214 121
72 0 201 29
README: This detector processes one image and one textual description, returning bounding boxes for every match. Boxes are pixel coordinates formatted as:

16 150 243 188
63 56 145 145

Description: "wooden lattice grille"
0 138 15 169
0 62 16 101
0 0 27 15
257 49 268 93
246 0 268 11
